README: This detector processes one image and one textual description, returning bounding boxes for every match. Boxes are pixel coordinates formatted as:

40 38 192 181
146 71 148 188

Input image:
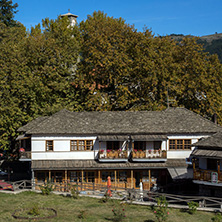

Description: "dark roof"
18 116 48 132
191 149 222 158
32 159 187 170
193 132 222 148
18 108 222 135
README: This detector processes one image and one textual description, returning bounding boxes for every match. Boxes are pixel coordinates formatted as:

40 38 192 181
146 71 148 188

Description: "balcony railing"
193 169 222 183
132 150 167 159
20 151 31 160
98 150 128 160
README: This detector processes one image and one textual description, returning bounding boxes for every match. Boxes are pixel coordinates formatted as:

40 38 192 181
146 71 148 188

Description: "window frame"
169 139 191 150
46 140 54 152
70 140 93 151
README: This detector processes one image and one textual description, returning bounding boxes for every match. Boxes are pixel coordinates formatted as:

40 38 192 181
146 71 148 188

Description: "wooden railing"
193 169 222 183
98 150 128 159
132 150 167 159
20 151 31 159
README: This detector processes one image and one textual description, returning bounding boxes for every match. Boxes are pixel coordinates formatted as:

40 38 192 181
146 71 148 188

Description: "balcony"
98 149 128 162
19 151 31 161
193 169 222 186
131 150 167 162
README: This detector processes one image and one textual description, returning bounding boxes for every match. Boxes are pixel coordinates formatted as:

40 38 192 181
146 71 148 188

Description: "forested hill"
169 33 222 63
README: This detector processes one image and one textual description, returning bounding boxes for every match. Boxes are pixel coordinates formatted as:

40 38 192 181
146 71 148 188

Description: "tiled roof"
18 108 222 135
193 132 222 148
32 159 187 170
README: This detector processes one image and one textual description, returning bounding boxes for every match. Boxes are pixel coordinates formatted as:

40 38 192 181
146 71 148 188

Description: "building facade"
17 108 221 190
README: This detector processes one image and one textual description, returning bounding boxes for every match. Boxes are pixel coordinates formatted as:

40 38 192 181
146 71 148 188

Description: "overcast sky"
14 0 222 36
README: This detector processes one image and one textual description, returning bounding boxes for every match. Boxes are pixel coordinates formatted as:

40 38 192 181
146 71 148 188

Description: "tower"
61 10 78 27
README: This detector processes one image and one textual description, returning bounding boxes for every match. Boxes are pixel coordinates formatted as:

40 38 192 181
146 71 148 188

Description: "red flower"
122 209 125 211
154 211 156 213
167 212 169 215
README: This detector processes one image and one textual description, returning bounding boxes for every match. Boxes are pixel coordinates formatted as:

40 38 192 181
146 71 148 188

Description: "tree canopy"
0 0 18 27
0 10 222 153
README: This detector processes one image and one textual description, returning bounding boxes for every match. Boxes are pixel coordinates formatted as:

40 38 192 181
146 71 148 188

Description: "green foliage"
154 196 169 222
187 201 199 214
0 0 18 27
78 210 87 219
112 202 126 222
70 185 79 199
40 182 54 195
27 204 40 216
211 212 222 222
100 190 111 203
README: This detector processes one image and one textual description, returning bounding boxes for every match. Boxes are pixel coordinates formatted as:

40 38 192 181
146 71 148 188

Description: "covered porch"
32 159 186 191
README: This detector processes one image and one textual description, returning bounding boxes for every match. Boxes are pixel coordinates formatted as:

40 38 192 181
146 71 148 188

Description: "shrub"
78 210 87 219
112 203 126 222
28 204 40 216
100 190 110 203
40 182 54 195
70 185 79 199
211 212 222 222
154 196 169 222
187 201 199 214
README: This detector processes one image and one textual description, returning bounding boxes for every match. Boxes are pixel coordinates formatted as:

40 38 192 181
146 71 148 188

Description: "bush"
40 182 54 195
28 204 40 216
153 196 169 222
187 201 199 214
70 185 79 199
112 203 126 222
211 212 222 222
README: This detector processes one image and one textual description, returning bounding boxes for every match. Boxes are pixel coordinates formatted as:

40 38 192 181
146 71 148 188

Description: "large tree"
0 0 18 27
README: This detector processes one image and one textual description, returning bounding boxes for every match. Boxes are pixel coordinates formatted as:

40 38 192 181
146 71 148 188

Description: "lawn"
0 191 216 221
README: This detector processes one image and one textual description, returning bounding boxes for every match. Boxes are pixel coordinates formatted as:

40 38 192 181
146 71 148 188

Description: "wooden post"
49 170 51 183
98 170 101 184
131 170 133 189
192 158 196 179
132 141 134 151
65 170 67 183
82 170 84 182
218 160 220 181
148 169 151 191
114 170 117 189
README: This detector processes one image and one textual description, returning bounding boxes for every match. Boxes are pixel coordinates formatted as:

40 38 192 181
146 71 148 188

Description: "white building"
17 107 221 190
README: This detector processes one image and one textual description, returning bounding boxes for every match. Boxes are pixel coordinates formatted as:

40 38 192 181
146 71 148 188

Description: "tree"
0 0 18 27
0 16 82 151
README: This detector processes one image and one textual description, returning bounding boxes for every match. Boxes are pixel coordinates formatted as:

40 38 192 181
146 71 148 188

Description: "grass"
0 191 216 222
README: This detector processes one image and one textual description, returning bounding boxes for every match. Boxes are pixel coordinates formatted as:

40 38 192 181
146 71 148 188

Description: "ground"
0 191 217 221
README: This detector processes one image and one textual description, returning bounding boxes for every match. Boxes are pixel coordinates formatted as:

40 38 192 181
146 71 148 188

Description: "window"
107 141 119 150
169 139 191 150
70 140 93 151
134 141 146 150
46 140 53 151
154 141 162 150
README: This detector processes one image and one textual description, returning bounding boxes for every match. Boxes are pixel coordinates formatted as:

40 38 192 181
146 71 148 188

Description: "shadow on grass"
144 220 155 222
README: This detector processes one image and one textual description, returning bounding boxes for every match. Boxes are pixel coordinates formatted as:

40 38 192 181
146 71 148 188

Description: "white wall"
166 134 207 159
32 135 97 160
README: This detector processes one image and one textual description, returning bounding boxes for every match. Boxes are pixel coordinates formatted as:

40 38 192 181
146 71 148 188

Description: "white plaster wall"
31 135 97 160
166 134 208 159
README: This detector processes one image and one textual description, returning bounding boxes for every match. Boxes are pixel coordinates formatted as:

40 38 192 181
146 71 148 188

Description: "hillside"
169 33 222 63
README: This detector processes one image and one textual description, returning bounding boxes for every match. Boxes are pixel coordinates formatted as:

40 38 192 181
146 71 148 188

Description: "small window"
46 140 53 151
70 140 93 151
169 139 191 150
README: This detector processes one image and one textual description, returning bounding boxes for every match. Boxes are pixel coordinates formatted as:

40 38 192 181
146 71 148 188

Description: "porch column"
65 170 67 183
82 170 84 182
131 170 134 189
98 170 101 183
49 170 51 182
218 160 220 181
132 141 134 151
114 170 117 189
192 158 196 179
148 169 151 191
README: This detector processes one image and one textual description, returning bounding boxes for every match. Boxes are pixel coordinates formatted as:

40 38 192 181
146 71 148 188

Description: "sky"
14 0 222 37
